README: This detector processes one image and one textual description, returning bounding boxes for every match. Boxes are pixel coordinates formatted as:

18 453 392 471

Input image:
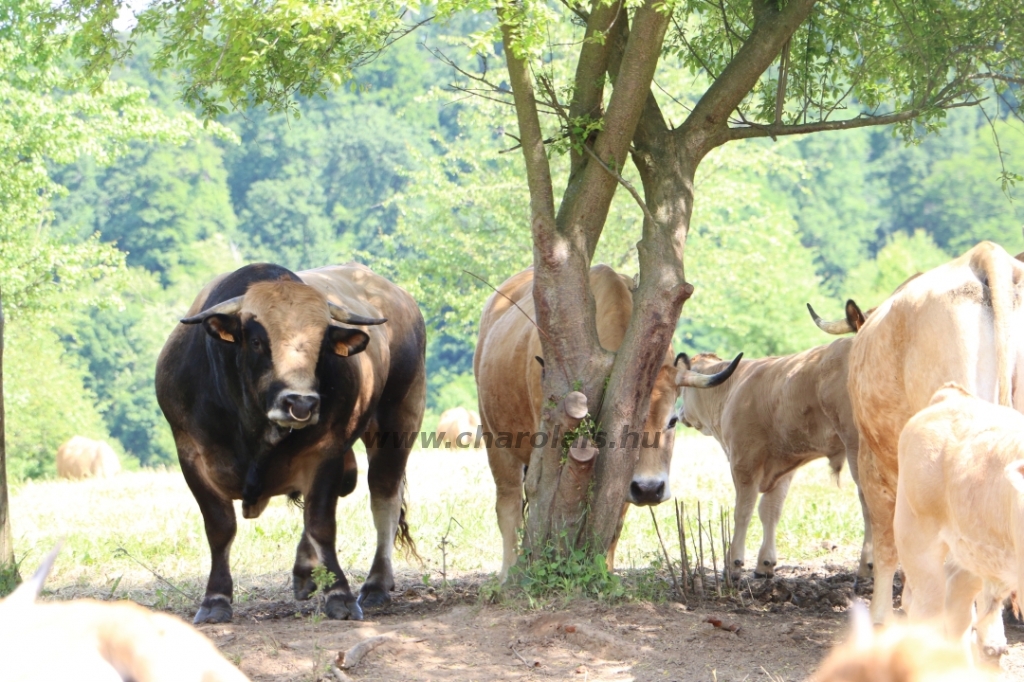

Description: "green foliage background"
5 15 1024 478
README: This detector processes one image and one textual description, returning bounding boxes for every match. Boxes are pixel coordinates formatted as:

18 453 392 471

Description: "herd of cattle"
10 239 1024 680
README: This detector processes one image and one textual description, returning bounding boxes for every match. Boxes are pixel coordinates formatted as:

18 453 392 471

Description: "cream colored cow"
0 548 250 682
811 604 997 682
56 436 121 480
895 383 1024 662
434 407 481 449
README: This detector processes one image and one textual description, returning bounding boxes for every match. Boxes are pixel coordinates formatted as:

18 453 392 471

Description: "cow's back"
849 242 1024 478
475 265 642 463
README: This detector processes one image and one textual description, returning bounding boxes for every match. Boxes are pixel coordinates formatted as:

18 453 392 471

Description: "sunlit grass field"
8 433 864 608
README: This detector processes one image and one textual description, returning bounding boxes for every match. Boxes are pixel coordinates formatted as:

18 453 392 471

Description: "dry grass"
7 433 865 606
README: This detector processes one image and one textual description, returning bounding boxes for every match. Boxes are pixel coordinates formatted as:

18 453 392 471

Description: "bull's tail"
395 477 422 564
973 243 1015 407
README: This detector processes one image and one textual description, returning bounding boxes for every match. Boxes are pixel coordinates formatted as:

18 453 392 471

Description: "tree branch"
498 4 558 247
680 0 818 155
567 0 622 174
724 100 983 141
971 72 1024 86
580 142 658 229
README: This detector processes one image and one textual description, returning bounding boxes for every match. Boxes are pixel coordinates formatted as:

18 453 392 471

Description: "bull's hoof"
194 597 232 624
326 593 363 621
358 584 393 610
293 574 316 601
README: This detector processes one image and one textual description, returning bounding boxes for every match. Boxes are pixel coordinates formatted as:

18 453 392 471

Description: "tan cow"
434 406 481 449
819 241 1024 625
56 436 121 480
475 265 739 580
810 603 996 682
0 548 250 681
675 337 871 580
895 383 1024 661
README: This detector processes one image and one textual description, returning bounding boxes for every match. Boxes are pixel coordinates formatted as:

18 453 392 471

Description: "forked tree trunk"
0 290 13 572
503 0 818 566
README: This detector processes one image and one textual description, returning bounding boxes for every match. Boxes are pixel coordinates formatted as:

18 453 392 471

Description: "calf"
675 339 871 579
0 548 250 681
895 383 1024 661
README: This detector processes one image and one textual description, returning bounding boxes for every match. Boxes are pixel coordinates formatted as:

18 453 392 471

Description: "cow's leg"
972 579 1008 661
293 449 358 601
178 443 236 624
845 443 874 578
728 465 760 581
754 472 794 578
894 503 946 623
300 453 362 620
488 448 526 582
859 445 899 625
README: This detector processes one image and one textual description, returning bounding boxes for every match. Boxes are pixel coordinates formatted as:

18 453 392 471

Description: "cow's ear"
845 300 866 332
328 326 370 357
1005 460 1024 494
203 314 240 344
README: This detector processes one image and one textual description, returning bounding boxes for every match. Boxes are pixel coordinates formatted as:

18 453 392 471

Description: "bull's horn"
180 296 243 324
7 542 62 606
678 353 743 388
328 301 387 326
806 303 854 335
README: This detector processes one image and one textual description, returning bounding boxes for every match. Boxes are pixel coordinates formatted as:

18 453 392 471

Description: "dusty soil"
183 564 1024 682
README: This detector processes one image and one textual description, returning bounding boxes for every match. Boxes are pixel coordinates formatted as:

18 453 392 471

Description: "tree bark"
0 289 13 571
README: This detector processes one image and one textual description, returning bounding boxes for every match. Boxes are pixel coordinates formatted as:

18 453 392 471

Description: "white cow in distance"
56 436 121 480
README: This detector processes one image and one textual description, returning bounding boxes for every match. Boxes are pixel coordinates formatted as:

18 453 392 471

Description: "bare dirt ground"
183 564 1024 682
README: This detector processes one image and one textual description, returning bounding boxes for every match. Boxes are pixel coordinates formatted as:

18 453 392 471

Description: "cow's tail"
395 476 422 564
975 244 1014 407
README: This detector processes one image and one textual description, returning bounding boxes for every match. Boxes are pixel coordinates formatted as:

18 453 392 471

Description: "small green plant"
561 415 597 461
0 560 22 598
512 534 624 601
310 564 336 621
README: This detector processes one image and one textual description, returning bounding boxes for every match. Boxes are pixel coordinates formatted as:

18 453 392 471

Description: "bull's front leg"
296 454 362 620
754 472 794 578
179 450 237 624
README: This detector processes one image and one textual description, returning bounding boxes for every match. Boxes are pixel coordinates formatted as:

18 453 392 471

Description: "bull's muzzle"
268 392 321 428
629 477 670 505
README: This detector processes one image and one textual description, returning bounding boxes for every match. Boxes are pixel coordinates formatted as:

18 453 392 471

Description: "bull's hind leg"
299 452 362 620
860 444 899 625
361 360 426 609
489 447 526 582
178 438 236 624
755 472 794 578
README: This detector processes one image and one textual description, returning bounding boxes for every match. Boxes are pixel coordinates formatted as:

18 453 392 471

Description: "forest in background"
5 17 1024 479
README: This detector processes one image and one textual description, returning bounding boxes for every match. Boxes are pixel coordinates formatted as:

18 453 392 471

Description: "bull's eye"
251 337 262 352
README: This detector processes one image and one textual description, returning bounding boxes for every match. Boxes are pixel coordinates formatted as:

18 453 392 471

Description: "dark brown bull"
156 263 425 623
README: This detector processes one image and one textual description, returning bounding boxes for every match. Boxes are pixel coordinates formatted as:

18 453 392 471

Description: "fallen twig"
113 546 196 601
330 665 353 682
336 633 397 670
510 645 539 667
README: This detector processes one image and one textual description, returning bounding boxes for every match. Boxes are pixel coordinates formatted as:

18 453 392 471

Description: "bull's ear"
328 326 370 357
1005 460 1024 494
845 300 866 332
201 314 240 343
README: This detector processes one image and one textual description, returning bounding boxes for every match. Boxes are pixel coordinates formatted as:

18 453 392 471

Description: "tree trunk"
0 289 13 573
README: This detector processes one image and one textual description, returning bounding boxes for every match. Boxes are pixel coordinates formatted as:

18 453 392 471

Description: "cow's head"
671 352 744 437
628 351 742 506
181 281 386 431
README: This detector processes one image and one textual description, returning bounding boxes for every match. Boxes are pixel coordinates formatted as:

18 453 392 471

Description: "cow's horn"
806 303 854 335
180 296 243 324
678 353 743 388
328 302 387 326
7 542 62 606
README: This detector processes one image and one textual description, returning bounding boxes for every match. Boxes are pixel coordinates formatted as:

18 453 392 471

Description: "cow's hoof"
194 598 232 624
293 575 316 601
326 593 363 621
358 584 393 609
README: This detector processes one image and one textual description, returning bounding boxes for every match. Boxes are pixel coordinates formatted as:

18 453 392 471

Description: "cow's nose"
630 479 666 505
283 394 319 422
